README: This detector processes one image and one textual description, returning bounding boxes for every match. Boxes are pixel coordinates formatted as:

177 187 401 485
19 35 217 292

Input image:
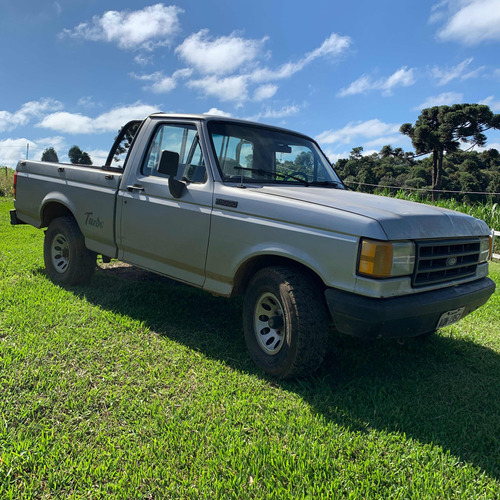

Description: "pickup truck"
11 113 496 378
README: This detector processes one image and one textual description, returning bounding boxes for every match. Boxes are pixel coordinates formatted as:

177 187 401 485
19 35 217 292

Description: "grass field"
1 197 500 499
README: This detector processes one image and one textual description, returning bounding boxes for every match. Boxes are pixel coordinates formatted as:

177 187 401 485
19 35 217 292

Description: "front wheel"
44 216 96 286
243 266 329 379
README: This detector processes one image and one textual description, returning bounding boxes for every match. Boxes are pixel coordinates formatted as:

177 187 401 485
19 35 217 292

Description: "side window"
141 123 207 183
211 133 255 178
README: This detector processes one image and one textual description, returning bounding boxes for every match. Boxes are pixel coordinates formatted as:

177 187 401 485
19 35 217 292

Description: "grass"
0 167 14 197
1 197 500 498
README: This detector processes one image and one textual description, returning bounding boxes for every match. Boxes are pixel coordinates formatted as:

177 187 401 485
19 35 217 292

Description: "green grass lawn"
1 197 499 499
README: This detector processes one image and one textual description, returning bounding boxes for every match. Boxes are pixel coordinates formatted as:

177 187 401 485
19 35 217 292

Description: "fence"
493 230 500 261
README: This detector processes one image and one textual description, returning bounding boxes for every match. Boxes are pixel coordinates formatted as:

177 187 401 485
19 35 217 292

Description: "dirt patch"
96 261 178 284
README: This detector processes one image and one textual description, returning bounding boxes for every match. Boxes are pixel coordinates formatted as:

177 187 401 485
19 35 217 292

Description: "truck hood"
256 186 490 240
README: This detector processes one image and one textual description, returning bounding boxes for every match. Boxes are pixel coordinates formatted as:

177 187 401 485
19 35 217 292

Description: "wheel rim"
254 292 285 356
51 233 70 273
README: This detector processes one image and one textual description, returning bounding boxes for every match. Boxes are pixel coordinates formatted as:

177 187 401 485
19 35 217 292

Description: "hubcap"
254 292 285 355
51 233 70 273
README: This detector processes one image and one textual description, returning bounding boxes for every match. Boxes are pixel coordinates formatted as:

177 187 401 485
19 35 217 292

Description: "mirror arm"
168 178 185 199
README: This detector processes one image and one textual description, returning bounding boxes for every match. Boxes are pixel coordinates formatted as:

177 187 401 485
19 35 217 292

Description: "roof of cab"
146 113 312 139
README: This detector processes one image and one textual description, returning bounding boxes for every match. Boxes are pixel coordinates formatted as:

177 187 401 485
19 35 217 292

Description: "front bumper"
325 277 495 338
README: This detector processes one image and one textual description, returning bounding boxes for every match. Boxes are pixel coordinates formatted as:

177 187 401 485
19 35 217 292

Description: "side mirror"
158 150 185 199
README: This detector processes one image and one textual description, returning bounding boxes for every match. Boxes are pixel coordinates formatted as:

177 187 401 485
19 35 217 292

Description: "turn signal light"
358 239 415 279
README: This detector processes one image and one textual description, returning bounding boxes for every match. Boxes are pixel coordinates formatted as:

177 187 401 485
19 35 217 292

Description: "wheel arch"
232 254 326 297
41 199 75 228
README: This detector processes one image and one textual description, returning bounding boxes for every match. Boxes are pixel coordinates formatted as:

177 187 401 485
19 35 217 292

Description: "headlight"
479 235 492 263
358 239 415 278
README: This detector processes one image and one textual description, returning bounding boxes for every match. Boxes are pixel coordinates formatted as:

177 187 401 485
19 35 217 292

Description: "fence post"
492 229 500 261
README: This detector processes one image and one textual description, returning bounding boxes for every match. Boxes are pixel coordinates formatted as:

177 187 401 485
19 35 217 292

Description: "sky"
1 0 500 168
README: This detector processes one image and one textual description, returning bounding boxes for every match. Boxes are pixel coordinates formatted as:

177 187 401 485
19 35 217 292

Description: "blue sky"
1 0 500 167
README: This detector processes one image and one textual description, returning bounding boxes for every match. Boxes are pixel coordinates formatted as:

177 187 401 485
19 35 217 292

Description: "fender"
41 192 77 228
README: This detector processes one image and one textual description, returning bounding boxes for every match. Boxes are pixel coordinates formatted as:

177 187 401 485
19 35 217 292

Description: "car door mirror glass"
158 150 180 176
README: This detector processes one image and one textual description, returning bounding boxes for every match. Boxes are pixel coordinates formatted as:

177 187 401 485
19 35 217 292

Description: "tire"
243 266 329 379
43 216 96 286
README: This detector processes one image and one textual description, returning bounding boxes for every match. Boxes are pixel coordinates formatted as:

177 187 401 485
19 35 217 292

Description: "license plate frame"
436 307 465 329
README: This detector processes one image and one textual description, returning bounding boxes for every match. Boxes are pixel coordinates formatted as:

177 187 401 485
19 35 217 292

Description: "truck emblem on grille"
446 257 457 266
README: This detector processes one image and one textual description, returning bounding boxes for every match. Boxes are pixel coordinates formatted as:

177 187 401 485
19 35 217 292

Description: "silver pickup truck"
11 113 495 378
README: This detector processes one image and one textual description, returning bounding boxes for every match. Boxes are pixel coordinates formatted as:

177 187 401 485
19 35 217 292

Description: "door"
117 121 212 286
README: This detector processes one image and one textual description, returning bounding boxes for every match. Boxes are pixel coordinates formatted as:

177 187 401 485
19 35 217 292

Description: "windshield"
207 121 344 187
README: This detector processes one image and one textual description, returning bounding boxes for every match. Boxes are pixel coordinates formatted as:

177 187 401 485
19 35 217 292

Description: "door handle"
127 184 145 192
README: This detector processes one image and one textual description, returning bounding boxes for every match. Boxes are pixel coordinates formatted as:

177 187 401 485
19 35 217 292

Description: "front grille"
412 239 480 287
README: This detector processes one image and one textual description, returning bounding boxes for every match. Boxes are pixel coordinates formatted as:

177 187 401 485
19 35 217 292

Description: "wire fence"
493 230 500 261
344 180 500 198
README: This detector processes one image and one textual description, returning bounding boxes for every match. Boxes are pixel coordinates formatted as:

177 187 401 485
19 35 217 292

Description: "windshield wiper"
232 166 310 186
308 180 344 189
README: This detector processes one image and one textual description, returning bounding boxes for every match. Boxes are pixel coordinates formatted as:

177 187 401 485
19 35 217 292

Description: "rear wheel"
44 216 96 285
243 266 329 379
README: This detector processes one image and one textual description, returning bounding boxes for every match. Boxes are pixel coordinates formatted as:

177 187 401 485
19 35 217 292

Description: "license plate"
437 307 465 329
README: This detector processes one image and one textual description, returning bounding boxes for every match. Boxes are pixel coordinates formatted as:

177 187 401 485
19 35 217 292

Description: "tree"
400 103 500 200
68 146 93 165
113 122 141 163
41 147 59 163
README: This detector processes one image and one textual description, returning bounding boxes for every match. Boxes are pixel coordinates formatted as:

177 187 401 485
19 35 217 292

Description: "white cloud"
324 147 379 161
37 103 160 134
258 105 300 119
94 104 160 131
176 30 266 75
0 98 63 132
304 32 352 61
205 108 232 117
414 91 464 110
364 136 405 148
254 84 278 101
60 4 183 50
476 141 500 152
338 67 415 97
87 149 110 167
324 149 351 163
134 54 153 66
37 112 93 134
315 119 401 145
246 105 300 122
431 58 483 85
134 32 350 104
187 75 249 102
250 32 351 83
134 68 192 93
435 0 500 45
429 0 451 24
480 95 500 111
0 136 66 167
77 96 98 109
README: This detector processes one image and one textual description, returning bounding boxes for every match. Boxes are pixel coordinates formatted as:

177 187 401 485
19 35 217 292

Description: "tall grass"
0 167 14 197
393 191 500 229
378 189 500 253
